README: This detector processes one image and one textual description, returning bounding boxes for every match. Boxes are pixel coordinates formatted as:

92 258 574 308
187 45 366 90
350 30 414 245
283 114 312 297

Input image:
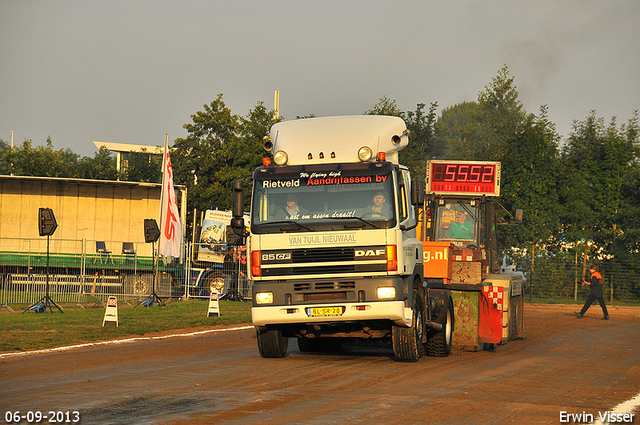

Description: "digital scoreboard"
426 160 501 196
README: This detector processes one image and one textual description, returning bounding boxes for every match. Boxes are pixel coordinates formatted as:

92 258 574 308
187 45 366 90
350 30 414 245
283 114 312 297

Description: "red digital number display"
427 161 500 196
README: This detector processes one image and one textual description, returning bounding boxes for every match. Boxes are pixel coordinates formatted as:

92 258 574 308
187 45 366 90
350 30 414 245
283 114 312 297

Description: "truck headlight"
358 146 373 162
273 150 288 166
377 286 396 299
255 292 274 304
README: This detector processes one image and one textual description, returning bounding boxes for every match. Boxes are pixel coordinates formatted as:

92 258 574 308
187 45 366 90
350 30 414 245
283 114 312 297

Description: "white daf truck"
229 115 453 361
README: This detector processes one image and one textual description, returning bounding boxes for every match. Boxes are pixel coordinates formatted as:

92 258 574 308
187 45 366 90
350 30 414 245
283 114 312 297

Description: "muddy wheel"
257 329 288 358
509 292 524 340
392 293 423 362
425 298 453 357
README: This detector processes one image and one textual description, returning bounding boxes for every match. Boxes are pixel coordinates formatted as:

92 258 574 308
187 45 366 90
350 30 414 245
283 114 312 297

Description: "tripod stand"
25 234 63 313
220 278 245 301
220 252 245 301
148 240 165 306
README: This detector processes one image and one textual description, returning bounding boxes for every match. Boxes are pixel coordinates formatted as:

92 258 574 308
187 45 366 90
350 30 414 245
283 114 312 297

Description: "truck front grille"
294 281 356 291
260 246 386 278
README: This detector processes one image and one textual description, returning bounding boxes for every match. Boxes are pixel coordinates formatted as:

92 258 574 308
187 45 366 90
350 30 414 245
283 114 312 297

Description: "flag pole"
155 133 182 304
152 134 170 306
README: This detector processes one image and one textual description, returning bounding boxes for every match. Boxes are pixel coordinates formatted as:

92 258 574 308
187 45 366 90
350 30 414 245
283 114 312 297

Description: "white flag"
159 138 182 257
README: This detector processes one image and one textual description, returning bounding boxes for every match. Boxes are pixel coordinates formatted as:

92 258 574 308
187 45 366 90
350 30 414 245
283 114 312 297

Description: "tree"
400 102 438 181
617 113 640 253
76 147 118 180
499 106 562 255
365 97 438 180
0 139 10 174
172 94 241 216
0 137 122 180
560 111 640 263
172 94 280 218
55 148 81 178
433 66 526 164
364 96 402 117
474 65 526 162
234 101 282 209
433 101 479 160
433 69 563 275
120 149 162 183
2 137 79 177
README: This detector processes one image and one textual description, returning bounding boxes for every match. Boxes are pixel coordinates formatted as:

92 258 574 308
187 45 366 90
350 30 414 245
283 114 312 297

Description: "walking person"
575 265 609 320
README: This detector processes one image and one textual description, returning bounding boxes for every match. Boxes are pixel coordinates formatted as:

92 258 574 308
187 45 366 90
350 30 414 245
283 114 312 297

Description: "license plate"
306 306 345 317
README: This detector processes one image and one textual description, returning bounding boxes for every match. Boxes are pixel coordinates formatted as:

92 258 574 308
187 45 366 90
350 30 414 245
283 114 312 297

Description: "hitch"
426 321 443 332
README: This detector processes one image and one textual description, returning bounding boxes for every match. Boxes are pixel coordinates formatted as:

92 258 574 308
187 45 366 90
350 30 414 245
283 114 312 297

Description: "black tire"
425 298 453 357
509 294 523 340
392 293 424 362
257 329 289 358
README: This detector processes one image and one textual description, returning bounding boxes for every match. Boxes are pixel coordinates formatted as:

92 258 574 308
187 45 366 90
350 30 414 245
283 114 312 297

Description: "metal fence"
4 236 638 310
507 252 640 305
0 238 251 311
184 243 251 301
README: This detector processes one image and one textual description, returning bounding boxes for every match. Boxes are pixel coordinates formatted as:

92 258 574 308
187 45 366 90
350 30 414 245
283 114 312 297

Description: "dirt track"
1 303 639 424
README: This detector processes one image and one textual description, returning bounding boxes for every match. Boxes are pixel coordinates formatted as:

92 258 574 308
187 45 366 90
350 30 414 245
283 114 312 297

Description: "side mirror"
226 225 245 247
229 180 247 246
231 217 245 229
232 180 244 219
411 180 425 205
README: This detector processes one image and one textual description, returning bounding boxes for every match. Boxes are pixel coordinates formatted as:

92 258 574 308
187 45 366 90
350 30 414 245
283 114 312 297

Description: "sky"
1 0 639 158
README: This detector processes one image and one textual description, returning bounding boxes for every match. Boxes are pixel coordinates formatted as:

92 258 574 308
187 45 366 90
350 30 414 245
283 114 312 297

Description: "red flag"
159 138 182 257
479 285 503 344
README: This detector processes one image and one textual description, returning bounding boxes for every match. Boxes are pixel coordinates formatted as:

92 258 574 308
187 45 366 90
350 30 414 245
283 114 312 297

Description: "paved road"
1 304 639 424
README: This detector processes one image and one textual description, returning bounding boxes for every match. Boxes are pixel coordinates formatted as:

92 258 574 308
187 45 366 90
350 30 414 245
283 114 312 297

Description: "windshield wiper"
330 216 380 229
268 220 314 232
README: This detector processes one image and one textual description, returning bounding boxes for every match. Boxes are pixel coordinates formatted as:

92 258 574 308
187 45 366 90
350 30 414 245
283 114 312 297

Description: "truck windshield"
251 162 397 233
433 201 477 245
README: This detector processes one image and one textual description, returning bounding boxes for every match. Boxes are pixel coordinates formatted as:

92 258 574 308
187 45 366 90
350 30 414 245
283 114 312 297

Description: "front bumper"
252 300 412 328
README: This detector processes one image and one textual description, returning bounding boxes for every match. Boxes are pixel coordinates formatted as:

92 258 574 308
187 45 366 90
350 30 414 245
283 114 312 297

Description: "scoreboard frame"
426 160 501 197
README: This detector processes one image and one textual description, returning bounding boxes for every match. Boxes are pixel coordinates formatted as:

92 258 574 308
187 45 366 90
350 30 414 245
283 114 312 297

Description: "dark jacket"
274 205 310 220
588 270 604 297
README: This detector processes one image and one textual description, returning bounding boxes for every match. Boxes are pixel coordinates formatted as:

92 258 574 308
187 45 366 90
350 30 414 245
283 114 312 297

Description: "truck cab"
231 116 453 361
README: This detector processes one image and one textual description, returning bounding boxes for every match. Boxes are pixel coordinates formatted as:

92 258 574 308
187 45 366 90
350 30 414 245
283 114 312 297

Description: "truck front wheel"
392 293 423 362
257 328 289 358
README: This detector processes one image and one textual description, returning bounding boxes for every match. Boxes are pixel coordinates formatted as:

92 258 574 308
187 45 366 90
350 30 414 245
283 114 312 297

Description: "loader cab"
423 160 503 274
432 200 478 247
425 196 500 274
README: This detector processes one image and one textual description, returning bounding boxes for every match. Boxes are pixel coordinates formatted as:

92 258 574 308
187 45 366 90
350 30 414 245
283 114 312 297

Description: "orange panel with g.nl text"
422 241 453 283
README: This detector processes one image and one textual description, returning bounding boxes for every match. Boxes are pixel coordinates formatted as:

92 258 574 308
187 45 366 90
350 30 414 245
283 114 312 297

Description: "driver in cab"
274 194 309 220
447 210 474 239
362 192 391 218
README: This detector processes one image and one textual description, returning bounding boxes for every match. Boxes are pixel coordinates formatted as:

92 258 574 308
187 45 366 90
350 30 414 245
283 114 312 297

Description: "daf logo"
262 252 292 261
355 249 385 257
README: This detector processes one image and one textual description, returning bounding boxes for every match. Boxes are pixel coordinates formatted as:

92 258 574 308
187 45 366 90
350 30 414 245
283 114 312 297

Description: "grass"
0 299 252 352
6 297 635 354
